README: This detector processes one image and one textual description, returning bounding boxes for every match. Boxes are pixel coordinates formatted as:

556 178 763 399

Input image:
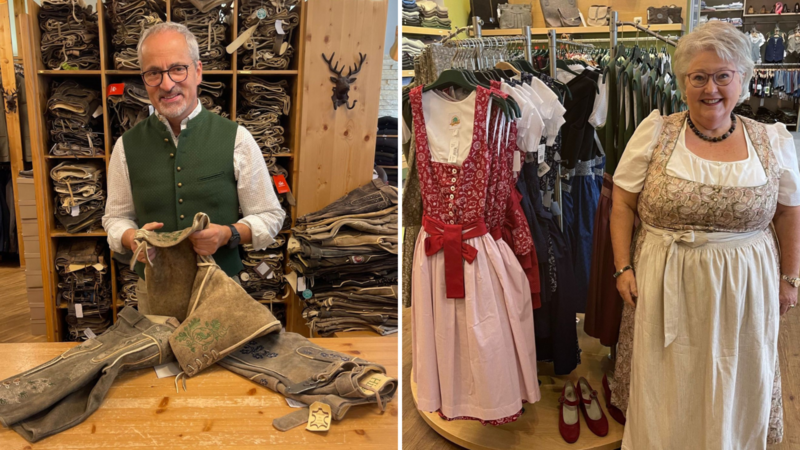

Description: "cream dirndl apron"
612 112 784 448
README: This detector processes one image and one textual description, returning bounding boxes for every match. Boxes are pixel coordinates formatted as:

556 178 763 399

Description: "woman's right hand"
616 270 638 308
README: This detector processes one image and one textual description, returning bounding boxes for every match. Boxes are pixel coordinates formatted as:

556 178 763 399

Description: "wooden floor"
0 262 47 343
402 307 800 450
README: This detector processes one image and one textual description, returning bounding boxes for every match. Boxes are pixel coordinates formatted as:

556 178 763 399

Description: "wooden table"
411 316 624 450
0 337 398 449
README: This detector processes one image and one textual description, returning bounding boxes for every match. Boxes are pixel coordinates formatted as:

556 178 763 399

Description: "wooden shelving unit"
480 23 684 36
402 69 414 77
402 25 451 36
19 0 307 341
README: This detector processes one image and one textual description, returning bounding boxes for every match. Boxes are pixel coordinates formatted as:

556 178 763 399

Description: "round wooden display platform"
411 317 625 450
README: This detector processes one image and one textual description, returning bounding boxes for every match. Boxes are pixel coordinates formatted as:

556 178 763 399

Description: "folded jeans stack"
47 80 104 157
402 0 421 26
237 77 291 156
265 157 294 229
55 239 112 341
289 179 399 336
50 161 105 233
39 0 100 70
106 0 166 69
107 79 151 142
375 116 398 186
171 0 231 70
198 79 229 118
237 0 301 70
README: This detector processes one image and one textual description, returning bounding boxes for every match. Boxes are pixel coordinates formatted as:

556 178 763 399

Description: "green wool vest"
123 107 243 279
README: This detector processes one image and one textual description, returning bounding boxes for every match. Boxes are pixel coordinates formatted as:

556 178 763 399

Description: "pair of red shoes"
558 377 609 443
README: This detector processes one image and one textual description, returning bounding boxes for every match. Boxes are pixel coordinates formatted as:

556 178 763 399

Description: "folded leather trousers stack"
118 265 140 308
289 179 399 336
239 234 286 302
236 78 291 156
198 79 229 118
106 0 165 69
47 80 104 157
172 0 231 70
50 161 105 233
237 0 300 70
39 0 100 70
107 79 151 142
55 239 113 341
0 307 177 443
265 157 293 229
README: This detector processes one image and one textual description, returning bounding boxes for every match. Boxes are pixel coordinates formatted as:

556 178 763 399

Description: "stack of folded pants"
107 79 151 142
55 239 112 341
265 157 294 229
240 236 286 300
289 179 399 336
237 0 300 70
47 80 104 156
198 79 229 117
106 0 165 69
39 0 100 70
237 77 291 156
402 37 425 70
417 0 451 29
402 0 421 25
50 161 105 233
172 0 231 70
375 116 398 186
118 265 139 308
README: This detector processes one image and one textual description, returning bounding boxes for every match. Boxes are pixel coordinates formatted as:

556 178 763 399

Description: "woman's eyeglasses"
686 70 738 88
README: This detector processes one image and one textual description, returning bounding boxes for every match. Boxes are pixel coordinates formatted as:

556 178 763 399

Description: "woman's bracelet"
613 265 633 279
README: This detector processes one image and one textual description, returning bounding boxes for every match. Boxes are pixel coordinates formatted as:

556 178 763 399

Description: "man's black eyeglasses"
141 65 191 87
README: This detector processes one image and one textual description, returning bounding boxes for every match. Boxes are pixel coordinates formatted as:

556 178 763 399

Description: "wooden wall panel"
295 0 388 217
510 0 688 29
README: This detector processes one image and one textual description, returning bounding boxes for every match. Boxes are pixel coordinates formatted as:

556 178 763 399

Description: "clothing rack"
755 63 800 67
441 25 473 44
614 18 679 47
447 19 534 68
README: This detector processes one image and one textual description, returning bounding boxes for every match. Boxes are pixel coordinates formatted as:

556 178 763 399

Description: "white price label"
297 276 306 293
513 151 521 172
538 162 551 177
154 362 182 378
71 206 80 217
92 105 103 118
75 303 83 318
275 19 285 35
448 139 459 163
286 398 307 408
538 144 546 164
84 328 96 340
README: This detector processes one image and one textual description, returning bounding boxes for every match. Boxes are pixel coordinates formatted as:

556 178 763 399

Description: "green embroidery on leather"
175 318 229 353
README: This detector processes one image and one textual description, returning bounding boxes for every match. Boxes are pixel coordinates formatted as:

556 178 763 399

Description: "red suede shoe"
576 377 609 437
602 374 626 425
559 381 581 443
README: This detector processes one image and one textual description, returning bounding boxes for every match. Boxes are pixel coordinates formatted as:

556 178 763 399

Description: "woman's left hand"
779 282 798 316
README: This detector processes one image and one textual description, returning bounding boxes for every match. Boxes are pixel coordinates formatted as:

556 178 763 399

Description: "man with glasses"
102 22 285 313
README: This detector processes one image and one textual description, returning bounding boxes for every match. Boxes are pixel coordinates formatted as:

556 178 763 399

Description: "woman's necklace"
687 112 736 143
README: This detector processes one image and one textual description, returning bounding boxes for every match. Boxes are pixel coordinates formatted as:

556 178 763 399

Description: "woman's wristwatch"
613 265 633 279
781 274 800 288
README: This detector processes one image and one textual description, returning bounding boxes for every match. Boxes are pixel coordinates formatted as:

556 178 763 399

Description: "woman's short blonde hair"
673 21 754 104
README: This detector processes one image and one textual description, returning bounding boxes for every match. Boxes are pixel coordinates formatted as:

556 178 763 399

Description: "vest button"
180 215 185 220
179 199 183 204
164 138 169 143
178 183 183 187
170 153 174 158
177 167 181 171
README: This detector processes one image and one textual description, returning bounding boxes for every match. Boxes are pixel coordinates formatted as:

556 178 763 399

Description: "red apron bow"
423 216 488 298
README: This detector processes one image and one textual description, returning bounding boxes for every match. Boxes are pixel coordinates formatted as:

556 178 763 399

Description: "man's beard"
156 88 190 119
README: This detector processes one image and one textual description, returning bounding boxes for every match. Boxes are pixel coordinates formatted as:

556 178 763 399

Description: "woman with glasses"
609 21 800 449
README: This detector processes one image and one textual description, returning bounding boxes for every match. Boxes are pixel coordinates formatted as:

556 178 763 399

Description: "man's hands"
188 223 232 256
123 222 163 264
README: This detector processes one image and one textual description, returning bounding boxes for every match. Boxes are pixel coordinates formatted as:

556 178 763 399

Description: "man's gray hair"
673 21 754 104
137 22 200 68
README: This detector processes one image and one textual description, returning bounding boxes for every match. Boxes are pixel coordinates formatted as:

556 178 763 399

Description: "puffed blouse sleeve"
766 122 800 206
613 110 663 193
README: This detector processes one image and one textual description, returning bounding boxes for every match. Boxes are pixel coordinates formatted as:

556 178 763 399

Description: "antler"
346 52 367 78
321 52 344 76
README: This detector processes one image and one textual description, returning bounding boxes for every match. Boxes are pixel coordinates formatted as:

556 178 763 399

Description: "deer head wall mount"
322 52 366 110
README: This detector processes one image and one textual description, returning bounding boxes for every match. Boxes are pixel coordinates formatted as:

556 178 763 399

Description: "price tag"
272 174 290 194
538 162 551 177
306 402 332 432
107 83 125 96
92 105 103 118
71 206 80 217
297 276 306 293
538 144 546 164
75 303 84 318
275 19 285 35
154 361 182 378
513 151 521 172
254 261 274 279
448 139 459 163
256 7 267 19
84 328 96 340
286 398 306 408
551 200 562 217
